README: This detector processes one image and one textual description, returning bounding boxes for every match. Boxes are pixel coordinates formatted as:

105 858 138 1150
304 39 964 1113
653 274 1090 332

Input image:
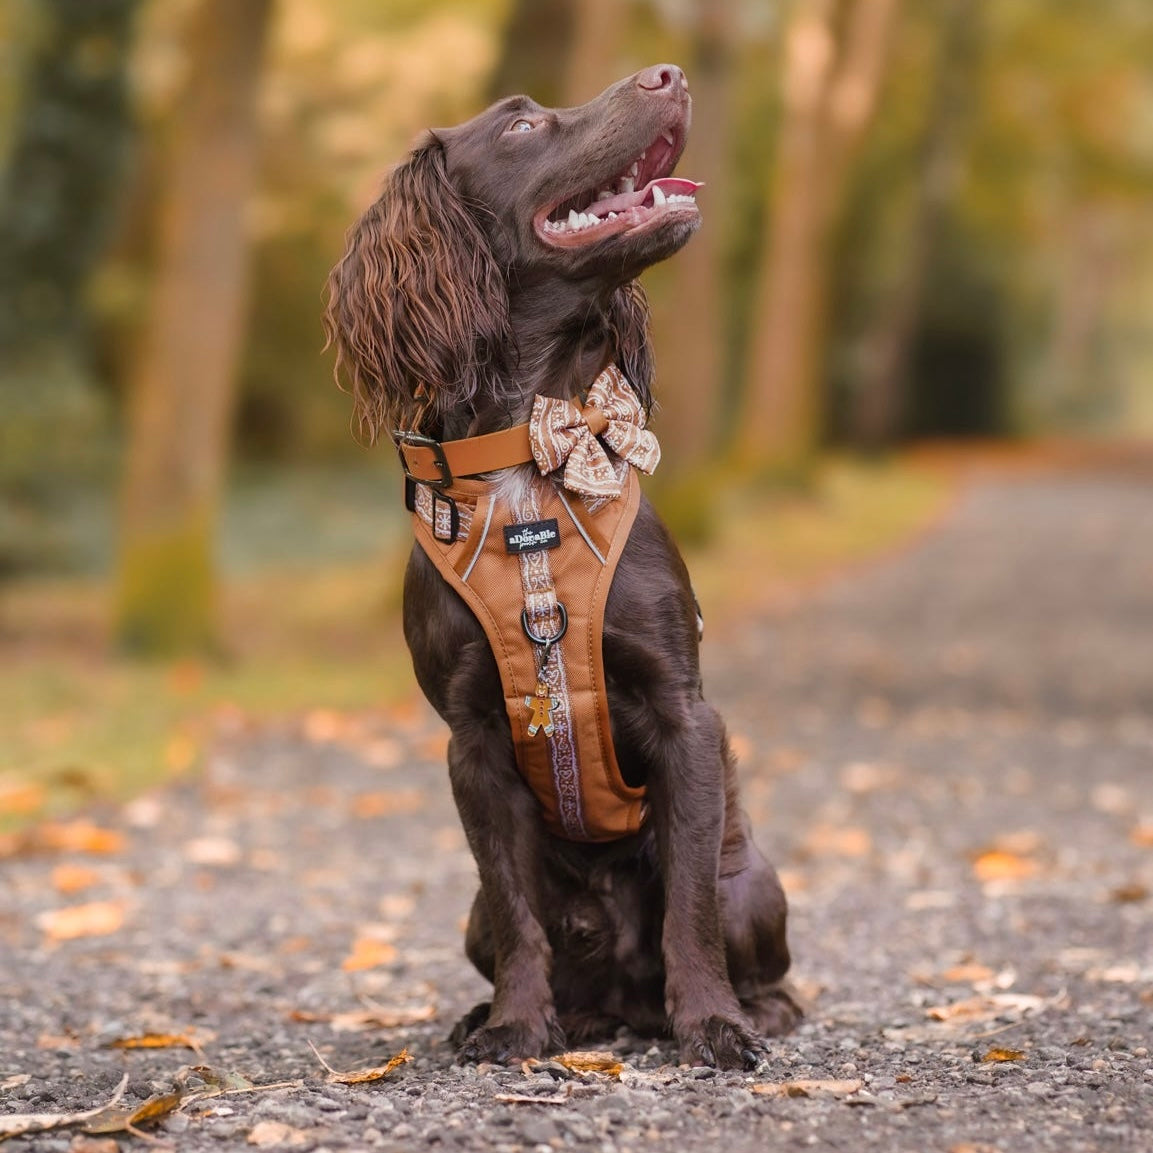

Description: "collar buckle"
395 431 453 488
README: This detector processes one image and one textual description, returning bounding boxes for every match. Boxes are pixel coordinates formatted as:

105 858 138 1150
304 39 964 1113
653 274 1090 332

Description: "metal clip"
521 603 568 668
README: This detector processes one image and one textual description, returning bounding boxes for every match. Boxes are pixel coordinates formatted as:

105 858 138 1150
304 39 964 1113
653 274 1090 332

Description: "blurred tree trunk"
1043 205 1117 427
115 0 272 655
489 0 577 107
563 0 619 104
647 0 733 535
852 0 970 449
0 0 139 572
733 0 901 477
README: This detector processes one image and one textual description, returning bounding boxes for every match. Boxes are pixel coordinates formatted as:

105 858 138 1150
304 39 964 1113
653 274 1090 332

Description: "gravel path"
3 468 1152 1151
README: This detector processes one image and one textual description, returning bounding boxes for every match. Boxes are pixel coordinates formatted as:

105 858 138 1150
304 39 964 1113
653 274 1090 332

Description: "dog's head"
325 65 697 442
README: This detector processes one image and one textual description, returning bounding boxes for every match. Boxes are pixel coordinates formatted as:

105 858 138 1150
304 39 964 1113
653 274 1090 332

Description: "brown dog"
325 64 798 1069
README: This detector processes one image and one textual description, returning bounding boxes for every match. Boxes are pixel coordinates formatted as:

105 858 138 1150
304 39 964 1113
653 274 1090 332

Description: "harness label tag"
504 518 561 555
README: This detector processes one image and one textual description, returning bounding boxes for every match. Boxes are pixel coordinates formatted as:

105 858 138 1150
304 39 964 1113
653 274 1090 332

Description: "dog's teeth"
621 177 635 195
607 211 617 220
662 130 674 146
628 161 639 178
568 208 581 229
651 185 666 207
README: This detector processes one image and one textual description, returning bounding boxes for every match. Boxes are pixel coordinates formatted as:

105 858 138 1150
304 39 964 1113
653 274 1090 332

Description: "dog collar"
395 365 658 497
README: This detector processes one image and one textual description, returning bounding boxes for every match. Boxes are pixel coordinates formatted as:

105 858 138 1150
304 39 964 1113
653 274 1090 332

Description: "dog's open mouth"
535 129 700 248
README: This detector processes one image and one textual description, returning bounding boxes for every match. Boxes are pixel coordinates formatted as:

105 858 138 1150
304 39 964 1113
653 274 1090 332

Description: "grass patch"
0 456 950 828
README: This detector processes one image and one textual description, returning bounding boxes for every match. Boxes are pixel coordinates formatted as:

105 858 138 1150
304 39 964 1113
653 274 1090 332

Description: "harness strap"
411 471 647 842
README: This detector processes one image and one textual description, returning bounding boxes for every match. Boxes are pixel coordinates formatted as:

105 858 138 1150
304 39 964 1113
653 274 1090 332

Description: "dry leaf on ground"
290 1004 436 1031
308 1042 411 1085
939 963 996 985
0 779 45 816
1 1074 32 1090
802 825 872 858
83 1092 183 1136
340 938 397 972
751 1079 864 1098
0 1075 127 1140
248 1120 311 1147
554 1051 624 1077
36 822 125 855
925 991 1062 1027
106 1032 207 1055
37 901 126 942
971 849 1039 883
981 1048 1026 1063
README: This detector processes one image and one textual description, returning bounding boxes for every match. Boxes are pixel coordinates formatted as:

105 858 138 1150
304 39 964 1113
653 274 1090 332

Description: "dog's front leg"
648 699 764 1070
447 718 565 1063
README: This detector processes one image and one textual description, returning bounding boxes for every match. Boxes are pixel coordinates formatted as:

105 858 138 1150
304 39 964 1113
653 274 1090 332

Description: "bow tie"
529 365 661 499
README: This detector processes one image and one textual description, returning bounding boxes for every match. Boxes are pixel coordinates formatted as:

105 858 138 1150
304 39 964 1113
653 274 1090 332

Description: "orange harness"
399 367 657 841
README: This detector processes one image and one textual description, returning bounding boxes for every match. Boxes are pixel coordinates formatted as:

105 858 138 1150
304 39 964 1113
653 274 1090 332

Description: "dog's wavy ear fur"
324 136 513 442
607 280 655 417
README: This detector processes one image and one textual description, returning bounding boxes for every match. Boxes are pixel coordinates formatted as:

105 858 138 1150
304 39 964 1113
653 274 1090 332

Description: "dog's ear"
606 280 655 416
324 136 512 441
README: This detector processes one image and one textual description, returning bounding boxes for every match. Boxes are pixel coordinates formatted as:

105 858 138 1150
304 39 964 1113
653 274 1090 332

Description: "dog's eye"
508 118 536 133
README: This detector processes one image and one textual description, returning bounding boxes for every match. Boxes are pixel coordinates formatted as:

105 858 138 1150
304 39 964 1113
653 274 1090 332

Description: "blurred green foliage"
1 0 1151 580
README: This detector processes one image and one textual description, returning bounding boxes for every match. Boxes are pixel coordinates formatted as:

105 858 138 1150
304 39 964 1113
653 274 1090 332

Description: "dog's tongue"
586 178 702 218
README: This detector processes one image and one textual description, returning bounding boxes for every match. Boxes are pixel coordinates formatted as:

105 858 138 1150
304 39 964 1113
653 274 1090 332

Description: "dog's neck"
448 280 618 440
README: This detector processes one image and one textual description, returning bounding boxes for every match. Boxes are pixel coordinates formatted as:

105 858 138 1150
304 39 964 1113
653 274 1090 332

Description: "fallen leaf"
183 837 242 867
51 864 102 895
940 963 995 985
308 1043 411 1085
106 1033 205 1055
751 1078 864 1098
83 1092 182 1135
289 1004 436 1032
971 850 1038 883
0 779 45 816
1130 825 1153 849
949 1145 1001 1153
37 822 125 856
340 938 397 972
1 1074 32 1090
802 825 872 858
981 1048 1026 1063
554 1051 624 1077
248 1120 311 1148
926 991 1059 1026
493 1092 569 1105
350 791 425 819
1110 882 1148 903
0 1075 127 1140
37 901 126 942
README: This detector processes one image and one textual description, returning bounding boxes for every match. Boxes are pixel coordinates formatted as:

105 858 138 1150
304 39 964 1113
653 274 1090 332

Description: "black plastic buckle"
395 431 453 488
431 490 460 544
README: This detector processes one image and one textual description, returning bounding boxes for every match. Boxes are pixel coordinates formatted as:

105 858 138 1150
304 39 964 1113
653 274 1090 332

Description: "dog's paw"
456 1016 566 1066
744 986 803 1038
676 1015 765 1071
449 1001 492 1047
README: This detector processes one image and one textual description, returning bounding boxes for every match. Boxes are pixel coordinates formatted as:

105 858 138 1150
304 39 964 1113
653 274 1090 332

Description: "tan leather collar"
395 424 534 486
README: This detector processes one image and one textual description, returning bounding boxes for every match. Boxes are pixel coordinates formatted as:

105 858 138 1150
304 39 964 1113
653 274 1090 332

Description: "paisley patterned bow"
529 365 661 499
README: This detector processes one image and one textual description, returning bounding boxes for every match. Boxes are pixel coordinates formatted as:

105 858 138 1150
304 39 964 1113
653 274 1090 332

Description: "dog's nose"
636 64 686 94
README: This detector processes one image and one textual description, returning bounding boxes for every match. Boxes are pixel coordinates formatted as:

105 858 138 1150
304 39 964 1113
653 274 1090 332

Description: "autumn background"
1 0 1151 825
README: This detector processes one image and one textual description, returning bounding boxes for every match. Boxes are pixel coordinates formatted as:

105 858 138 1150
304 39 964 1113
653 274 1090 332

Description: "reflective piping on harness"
461 497 495 583
557 489 607 565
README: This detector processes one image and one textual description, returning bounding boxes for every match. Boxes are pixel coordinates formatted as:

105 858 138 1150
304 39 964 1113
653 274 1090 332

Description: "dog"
324 64 798 1070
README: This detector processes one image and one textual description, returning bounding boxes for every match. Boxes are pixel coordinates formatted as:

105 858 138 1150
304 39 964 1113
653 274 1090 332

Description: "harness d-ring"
522 602 568 668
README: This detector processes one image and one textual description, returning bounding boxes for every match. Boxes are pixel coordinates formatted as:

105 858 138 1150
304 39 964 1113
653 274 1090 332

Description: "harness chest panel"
412 470 646 842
